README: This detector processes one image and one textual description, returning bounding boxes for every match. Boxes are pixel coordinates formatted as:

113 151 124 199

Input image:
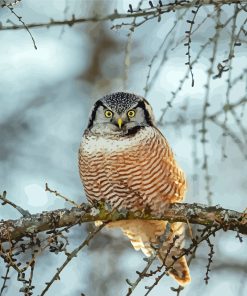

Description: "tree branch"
0 0 246 31
0 202 246 243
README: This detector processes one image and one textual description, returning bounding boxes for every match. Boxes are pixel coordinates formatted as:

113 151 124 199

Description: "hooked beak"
117 118 123 129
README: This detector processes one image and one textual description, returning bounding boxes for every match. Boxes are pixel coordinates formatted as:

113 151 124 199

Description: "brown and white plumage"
79 92 191 285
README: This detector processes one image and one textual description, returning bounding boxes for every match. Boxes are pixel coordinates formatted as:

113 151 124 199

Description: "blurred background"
0 0 246 295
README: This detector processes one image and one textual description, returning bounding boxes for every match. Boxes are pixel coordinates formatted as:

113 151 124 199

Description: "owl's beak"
117 118 123 129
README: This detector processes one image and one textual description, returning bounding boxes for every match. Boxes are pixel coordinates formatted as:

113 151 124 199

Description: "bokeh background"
0 0 246 295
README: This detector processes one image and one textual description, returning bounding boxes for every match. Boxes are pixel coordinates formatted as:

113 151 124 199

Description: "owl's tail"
156 222 191 286
108 220 191 286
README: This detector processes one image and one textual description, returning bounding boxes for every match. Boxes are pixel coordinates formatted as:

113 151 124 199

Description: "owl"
79 92 191 285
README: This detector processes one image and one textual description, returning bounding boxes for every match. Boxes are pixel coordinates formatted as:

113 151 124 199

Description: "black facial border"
87 100 105 129
134 100 154 126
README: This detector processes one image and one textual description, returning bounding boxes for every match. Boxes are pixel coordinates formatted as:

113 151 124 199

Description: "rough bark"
0 202 246 242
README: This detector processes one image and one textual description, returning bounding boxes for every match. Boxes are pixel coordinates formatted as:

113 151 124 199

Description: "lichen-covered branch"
0 202 246 243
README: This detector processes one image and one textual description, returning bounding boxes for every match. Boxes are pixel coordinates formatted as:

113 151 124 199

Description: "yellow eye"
104 110 113 118
127 110 136 118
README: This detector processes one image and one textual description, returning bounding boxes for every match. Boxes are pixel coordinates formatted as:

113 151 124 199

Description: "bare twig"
45 183 80 208
184 4 201 87
1 0 246 31
144 225 221 295
39 223 105 296
0 191 31 217
204 238 215 284
2 0 37 49
0 264 10 296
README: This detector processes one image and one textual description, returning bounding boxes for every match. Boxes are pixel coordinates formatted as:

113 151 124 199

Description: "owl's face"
87 92 155 135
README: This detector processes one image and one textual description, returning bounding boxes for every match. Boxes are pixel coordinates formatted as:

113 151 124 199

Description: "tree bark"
0 202 246 242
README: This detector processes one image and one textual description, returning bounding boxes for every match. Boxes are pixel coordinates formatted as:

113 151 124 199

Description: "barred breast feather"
79 126 186 213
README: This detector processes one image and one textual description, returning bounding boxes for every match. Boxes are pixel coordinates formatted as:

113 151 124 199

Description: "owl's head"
87 92 155 135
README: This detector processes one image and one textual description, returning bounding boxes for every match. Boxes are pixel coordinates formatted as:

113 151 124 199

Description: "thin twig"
184 4 201 87
3 0 37 49
45 183 80 208
0 264 10 296
0 191 31 217
144 226 221 295
0 0 245 31
39 223 105 296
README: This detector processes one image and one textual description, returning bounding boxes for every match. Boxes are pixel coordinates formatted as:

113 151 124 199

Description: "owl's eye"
104 110 113 118
127 110 136 118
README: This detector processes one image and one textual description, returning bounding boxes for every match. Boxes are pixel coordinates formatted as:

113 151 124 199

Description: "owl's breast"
78 127 186 212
